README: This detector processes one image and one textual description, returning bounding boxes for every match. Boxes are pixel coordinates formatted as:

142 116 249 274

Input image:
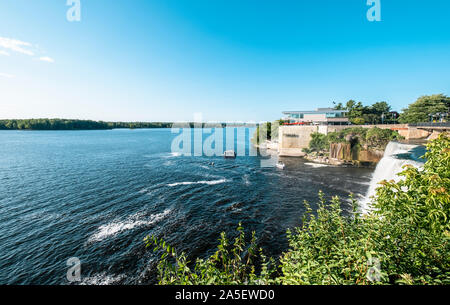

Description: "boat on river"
276 161 285 169
224 150 237 158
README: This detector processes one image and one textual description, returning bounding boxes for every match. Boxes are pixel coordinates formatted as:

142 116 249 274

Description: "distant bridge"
372 123 449 140
408 122 450 131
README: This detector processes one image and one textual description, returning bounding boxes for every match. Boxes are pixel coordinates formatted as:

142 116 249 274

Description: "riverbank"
303 153 362 167
253 139 380 167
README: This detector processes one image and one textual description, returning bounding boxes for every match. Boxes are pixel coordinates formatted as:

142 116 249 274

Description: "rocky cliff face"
329 143 352 160
358 148 384 163
329 142 384 166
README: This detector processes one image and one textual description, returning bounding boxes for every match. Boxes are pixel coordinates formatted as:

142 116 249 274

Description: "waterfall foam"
360 141 425 213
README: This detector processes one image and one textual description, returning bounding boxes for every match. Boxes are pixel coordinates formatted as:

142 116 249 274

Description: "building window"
289 114 303 119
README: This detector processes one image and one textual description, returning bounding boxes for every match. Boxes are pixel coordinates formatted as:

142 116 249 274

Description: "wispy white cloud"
39 56 55 63
0 37 34 56
0 72 15 78
0 37 55 67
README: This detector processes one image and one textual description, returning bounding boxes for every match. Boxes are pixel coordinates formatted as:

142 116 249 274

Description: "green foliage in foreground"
146 134 450 285
146 224 275 285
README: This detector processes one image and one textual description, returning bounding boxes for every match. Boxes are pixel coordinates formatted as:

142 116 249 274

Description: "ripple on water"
80 273 126 285
304 162 331 168
167 179 230 187
88 209 171 243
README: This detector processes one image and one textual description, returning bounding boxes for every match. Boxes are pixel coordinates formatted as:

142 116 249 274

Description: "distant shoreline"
0 119 257 131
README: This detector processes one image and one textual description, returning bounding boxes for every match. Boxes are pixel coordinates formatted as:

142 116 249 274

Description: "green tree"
333 101 345 110
371 101 391 114
399 94 450 124
345 100 365 124
252 120 283 145
334 100 395 125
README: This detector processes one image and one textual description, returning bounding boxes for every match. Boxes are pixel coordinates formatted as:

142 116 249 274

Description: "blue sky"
0 0 449 122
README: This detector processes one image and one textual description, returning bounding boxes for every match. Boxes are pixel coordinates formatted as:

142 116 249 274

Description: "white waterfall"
360 141 425 213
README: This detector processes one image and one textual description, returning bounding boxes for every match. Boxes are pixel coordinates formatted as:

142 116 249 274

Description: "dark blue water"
0 129 373 284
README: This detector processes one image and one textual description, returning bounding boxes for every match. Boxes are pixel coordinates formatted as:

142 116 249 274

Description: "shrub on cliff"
308 132 329 152
324 127 402 151
365 127 403 149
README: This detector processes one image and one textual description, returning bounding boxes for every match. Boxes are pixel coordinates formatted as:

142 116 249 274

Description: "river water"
0 128 374 284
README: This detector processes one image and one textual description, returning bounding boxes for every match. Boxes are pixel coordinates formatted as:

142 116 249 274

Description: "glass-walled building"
282 108 349 125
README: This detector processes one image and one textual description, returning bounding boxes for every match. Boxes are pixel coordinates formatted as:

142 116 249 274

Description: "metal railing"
408 122 450 128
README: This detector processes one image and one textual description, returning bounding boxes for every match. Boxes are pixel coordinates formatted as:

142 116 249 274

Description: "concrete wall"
404 128 432 139
318 125 328 135
278 125 318 157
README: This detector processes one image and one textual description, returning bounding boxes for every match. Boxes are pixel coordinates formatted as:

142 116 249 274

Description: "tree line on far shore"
0 119 174 130
0 119 257 131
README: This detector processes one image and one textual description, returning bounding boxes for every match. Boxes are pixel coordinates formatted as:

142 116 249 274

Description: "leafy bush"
145 223 275 285
308 132 329 152
371 133 450 284
146 134 449 285
277 193 384 285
